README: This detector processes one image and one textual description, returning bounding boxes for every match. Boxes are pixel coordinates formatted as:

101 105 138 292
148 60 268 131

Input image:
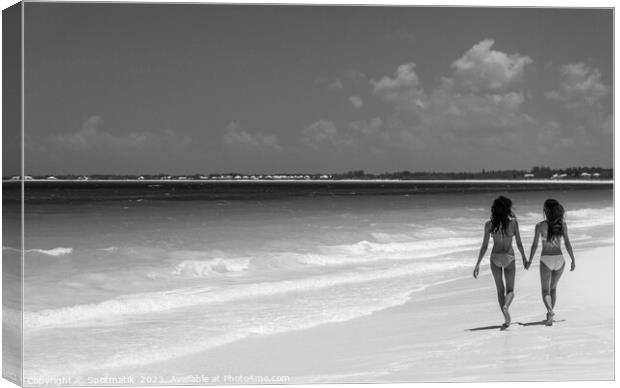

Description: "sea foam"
23 260 469 330
173 258 251 276
4 246 74 257
26 247 74 256
26 285 425 378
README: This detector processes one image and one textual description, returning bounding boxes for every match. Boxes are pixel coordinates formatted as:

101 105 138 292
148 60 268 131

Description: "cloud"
51 115 192 154
296 39 540 167
25 115 197 174
451 39 532 93
316 71 366 95
371 63 421 103
223 122 281 150
545 62 609 108
545 63 612 141
328 79 344 91
360 39 547 167
301 119 362 149
301 120 340 147
305 39 610 170
302 117 389 153
423 83 532 133
370 40 534 138
349 95 364 110
348 117 383 136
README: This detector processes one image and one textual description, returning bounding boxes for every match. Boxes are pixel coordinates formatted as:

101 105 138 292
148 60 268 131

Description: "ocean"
3 181 613 382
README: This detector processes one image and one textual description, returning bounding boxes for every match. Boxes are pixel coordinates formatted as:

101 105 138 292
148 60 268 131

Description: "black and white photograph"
1 1 614 385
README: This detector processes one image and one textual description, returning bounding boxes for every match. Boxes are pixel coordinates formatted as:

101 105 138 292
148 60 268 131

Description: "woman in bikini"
527 199 576 326
473 196 528 328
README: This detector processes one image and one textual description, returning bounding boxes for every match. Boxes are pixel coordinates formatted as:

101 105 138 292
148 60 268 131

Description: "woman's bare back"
538 221 563 256
490 220 516 255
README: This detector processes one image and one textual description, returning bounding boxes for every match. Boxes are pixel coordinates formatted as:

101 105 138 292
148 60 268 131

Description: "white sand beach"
108 245 612 383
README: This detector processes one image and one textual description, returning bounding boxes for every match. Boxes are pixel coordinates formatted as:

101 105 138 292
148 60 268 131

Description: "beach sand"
109 245 613 383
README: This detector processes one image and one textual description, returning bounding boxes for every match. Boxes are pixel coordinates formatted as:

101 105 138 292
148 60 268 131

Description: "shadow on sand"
517 319 566 327
466 319 566 331
465 324 509 332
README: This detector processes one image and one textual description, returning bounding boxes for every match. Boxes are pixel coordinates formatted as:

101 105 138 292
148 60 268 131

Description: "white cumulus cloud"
546 62 609 108
361 39 540 167
451 39 532 93
372 63 421 103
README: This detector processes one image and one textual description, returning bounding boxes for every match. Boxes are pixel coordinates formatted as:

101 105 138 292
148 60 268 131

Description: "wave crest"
26 247 73 256
173 258 250 277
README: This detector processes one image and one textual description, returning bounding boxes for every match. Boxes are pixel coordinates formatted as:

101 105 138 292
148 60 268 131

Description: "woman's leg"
503 260 516 306
550 263 565 309
490 261 506 308
501 261 516 326
540 261 554 325
490 261 508 324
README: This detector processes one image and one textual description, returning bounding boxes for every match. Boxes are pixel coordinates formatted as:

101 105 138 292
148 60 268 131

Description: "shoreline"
97 244 614 383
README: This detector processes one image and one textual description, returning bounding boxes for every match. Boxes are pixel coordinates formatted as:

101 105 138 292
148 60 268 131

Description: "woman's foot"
545 311 554 326
502 305 511 327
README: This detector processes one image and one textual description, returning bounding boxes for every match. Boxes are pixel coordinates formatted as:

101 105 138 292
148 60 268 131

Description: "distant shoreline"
7 178 612 203
4 179 613 184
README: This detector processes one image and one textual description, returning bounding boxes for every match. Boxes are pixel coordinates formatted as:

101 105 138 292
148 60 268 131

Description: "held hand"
570 261 576 271
473 265 480 279
523 259 529 270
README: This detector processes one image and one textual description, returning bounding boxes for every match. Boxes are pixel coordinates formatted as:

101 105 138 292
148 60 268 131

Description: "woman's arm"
563 221 576 271
474 222 491 278
528 223 540 269
513 220 528 269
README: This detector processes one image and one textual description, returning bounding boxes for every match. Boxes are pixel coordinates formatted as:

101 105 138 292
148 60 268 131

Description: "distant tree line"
331 166 613 180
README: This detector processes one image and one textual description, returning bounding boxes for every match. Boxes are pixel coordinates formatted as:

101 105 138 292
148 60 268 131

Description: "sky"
17 4 613 175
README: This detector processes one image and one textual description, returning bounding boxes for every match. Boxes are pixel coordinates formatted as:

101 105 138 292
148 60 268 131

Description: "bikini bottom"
490 253 515 268
540 254 565 271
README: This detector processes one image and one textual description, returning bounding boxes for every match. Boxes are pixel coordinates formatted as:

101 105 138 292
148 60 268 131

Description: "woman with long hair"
527 199 576 326
474 196 528 328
